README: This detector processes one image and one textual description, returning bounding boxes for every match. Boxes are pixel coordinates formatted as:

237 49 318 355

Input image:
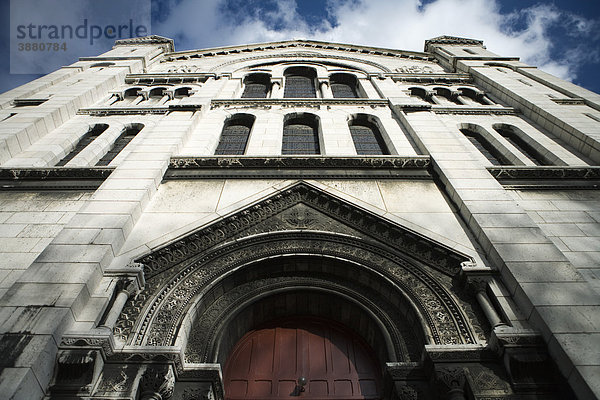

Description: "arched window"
434 87 461 105
148 87 166 102
95 124 144 166
282 113 320 155
330 73 359 98
493 124 551 165
215 114 255 155
409 87 434 104
349 115 389 155
242 73 271 98
124 87 141 101
284 67 316 98
174 87 192 98
458 88 488 105
56 124 109 166
460 128 510 165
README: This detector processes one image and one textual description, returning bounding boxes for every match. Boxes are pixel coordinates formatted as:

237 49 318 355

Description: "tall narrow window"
349 116 388 155
284 67 316 98
493 125 551 165
215 114 255 155
282 113 320 155
330 73 359 98
95 124 143 166
460 128 510 165
241 73 270 98
56 124 109 166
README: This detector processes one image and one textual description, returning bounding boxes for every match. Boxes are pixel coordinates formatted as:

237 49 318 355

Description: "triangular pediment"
162 38 432 63
137 182 471 279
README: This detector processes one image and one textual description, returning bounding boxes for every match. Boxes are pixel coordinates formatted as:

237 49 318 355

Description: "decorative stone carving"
396 65 435 74
139 365 175 400
120 231 478 351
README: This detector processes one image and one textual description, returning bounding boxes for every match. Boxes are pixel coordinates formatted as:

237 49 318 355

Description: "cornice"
166 156 432 180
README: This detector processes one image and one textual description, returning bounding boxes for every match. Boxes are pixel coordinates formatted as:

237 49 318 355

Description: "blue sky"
1 0 599 94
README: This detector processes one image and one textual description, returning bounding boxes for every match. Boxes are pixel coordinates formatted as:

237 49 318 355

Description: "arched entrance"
223 317 382 399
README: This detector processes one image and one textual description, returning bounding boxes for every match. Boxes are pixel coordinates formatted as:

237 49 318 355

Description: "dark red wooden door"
223 318 381 399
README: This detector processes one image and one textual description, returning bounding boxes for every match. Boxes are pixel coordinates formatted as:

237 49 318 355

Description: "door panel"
224 317 381 399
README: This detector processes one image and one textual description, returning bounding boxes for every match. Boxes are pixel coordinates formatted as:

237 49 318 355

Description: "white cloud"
155 0 598 82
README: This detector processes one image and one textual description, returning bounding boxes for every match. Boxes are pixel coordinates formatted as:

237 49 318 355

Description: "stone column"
468 277 506 329
139 365 175 400
269 80 282 98
320 79 333 98
100 278 138 330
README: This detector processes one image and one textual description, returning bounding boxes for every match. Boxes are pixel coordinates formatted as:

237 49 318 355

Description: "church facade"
0 35 599 400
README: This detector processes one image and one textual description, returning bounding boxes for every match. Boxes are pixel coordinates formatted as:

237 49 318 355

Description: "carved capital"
140 365 175 400
435 366 466 390
116 278 138 297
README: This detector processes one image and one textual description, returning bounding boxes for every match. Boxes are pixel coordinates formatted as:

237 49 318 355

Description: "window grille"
215 116 254 155
460 128 509 165
95 124 143 166
56 124 109 166
284 67 316 98
282 116 319 154
349 120 388 155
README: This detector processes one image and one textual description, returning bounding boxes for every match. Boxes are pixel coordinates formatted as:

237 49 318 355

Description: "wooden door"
223 317 381 399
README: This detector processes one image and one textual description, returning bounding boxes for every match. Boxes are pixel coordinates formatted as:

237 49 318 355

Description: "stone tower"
0 35 599 399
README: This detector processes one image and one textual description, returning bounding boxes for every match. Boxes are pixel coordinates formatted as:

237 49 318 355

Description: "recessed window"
493 125 551 165
282 113 320 155
13 99 47 107
215 114 255 155
95 124 144 166
242 73 271 98
349 115 388 155
330 73 359 98
460 128 510 165
284 67 316 98
174 87 192 98
56 124 109 166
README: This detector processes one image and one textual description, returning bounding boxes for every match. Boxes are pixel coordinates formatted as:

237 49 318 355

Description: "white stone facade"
0 35 598 399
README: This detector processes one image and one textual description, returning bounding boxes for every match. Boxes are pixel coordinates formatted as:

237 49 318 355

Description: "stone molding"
395 104 517 115
210 98 389 109
488 166 600 189
550 98 586 105
125 73 212 85
0 167 113 190
77 107 170 116
425 36 484 49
